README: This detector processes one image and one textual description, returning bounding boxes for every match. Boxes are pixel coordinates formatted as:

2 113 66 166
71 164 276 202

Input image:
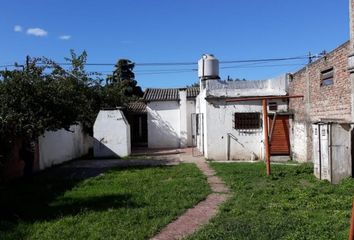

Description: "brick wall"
290 41 351 122
289 41 351 162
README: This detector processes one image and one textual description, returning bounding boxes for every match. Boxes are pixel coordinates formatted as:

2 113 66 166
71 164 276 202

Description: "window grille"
234 112 261 130
269 102 278 111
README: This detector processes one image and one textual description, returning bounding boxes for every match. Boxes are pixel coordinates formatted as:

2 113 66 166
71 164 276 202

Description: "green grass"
0 163 210 240
189 163 354 240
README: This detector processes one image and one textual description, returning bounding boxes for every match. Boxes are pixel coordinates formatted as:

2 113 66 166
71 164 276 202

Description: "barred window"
269 102 278 111
234 113 261 130
320 67 334 86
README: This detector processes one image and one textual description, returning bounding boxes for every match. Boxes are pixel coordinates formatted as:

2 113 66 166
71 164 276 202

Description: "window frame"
234 112 261 130
320 67 334 86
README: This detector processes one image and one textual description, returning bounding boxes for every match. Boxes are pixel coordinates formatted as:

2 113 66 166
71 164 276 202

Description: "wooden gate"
269 115 290 155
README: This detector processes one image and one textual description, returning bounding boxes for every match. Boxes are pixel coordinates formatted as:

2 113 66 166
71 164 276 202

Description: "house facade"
139 54 291 161
142 87 198 149
196 72 289 161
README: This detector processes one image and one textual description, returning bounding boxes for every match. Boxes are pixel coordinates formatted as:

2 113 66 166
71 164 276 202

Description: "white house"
143 87 198 149
138 54 290 161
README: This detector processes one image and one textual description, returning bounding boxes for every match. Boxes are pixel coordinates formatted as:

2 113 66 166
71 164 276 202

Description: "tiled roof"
126 101 147 113
143 88 180 101
186 87 200 98
143 87 200 101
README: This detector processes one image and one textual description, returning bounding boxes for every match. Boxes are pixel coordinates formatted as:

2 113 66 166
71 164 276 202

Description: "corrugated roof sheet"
143 87 200 101
187 87 200 98
143 88 180 101
127 101 147 113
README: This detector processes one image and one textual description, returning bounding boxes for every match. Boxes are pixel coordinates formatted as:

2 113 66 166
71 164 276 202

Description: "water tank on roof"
198 54 220 80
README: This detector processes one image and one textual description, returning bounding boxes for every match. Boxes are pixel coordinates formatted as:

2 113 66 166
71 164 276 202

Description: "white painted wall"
147 101 181 148
197 97 288 161
196 89 207 155
179 91 188 148
93 110 131 157
186 99 196 146
290 122 308 162
205 74 288 98
38 124 92 170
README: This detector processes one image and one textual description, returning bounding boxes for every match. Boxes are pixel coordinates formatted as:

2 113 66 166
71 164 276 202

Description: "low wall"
39 124 92 170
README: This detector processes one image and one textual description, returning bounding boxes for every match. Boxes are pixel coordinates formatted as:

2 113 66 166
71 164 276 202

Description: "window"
234 113 261 130
268 102 278 111
320 67 334 86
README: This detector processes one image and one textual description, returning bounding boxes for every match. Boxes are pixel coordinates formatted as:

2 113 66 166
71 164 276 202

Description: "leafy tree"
105 59 143 107
0 51 103 163
107 59 135 84
187 82 200 88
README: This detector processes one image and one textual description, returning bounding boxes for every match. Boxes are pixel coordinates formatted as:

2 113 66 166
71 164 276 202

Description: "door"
191 113 204 156
130 114 148 147
269 115 290 155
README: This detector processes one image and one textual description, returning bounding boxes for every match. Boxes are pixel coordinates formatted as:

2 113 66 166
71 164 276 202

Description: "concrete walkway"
151 151 230 240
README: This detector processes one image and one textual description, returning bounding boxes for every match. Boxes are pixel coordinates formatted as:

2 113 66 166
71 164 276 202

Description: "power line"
0 55 310 69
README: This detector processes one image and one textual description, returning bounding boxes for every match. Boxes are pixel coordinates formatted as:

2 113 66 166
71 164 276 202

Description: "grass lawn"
0 163 210 240
189 163 354 240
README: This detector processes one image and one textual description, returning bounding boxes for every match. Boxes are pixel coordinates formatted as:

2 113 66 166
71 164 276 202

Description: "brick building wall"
289 41 351 162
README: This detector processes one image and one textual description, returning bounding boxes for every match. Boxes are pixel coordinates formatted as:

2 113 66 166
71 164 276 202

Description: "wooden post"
262 99 271 176
349 201 354 240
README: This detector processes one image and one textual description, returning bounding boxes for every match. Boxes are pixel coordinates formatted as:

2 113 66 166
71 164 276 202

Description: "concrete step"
270 155 291 162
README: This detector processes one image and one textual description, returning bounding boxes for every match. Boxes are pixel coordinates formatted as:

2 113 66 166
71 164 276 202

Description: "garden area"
189 162 354 240
0 163 210 240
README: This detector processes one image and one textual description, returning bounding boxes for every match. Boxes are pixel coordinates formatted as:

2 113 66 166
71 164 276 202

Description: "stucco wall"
186 99 196 146
147 101 180 148
39 124 92 170
290 121 308 162
200 98 288 161
93 110 131 158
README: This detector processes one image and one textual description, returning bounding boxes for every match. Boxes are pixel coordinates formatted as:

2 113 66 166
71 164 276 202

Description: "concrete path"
151 151 230 240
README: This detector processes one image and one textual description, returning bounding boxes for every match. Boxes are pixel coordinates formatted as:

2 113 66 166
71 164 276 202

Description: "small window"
269 102 278 111
320 67 334 86
234 113 261 130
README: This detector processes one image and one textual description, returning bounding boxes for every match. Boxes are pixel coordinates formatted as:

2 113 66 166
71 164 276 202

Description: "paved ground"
41 149 181 180
151 149 231 240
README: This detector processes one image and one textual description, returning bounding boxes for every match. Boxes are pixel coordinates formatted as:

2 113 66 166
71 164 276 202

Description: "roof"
186 87 200 98
143 88 179 101
126 101 146 113
143 87 200 101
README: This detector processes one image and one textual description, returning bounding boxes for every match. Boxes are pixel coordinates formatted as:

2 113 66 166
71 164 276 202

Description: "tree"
187 82 200 88
107 59 135 84
105 59 143 107
0 51 103 165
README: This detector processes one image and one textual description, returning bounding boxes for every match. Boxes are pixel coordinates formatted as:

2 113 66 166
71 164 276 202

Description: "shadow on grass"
0 168 148 231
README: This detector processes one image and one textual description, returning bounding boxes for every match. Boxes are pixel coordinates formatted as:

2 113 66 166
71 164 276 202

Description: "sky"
0 0 350 89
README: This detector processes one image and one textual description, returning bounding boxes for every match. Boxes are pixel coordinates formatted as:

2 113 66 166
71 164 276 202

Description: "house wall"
196 89 208 155
186 99 196 147
39 124 92 170
289 41 351 162
179 91 188 148
147 101 181 148
197 95 288 161
93 110 131 157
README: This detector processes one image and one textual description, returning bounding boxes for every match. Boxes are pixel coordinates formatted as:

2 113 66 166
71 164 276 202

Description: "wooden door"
269 115 290 155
